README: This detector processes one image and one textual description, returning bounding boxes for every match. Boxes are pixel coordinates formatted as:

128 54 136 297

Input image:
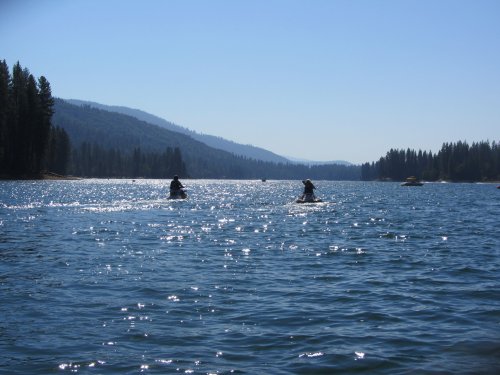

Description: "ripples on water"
1 179 499 374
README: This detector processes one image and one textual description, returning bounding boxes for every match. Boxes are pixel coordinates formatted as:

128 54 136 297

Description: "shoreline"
41 172 81 180
1 174 499 184
0 172 81 181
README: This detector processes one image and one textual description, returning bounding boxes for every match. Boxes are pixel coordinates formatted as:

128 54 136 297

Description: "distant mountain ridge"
285 156 353 166
65 99 290 164
52 99 361 180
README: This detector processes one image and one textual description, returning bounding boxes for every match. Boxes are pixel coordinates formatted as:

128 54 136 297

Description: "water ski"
296 193 322 203
168 190 187 200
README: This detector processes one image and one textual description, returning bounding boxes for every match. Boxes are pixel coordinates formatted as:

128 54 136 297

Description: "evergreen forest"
52 98 360 180
2 60 498 182
0 60 69 177
361 141 500 182
0 61 190 179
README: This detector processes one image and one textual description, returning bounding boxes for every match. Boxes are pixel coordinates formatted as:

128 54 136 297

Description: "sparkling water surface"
1 179 499 374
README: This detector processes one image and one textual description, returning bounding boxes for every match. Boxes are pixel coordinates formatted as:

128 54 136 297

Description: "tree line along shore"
1 60 498 182
361 141 500 182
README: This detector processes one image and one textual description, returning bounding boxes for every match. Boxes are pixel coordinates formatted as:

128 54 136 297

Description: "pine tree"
47 127 71 175
36 76 54 173
0 61 55 177
0 60 10 173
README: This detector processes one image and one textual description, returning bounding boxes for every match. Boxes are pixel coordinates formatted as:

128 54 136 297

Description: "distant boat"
261 179 267 182
401 176 423 186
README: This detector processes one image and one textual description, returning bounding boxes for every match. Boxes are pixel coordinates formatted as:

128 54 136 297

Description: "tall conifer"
0 60 10 172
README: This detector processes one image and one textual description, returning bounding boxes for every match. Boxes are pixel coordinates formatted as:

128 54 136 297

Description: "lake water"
1 179 499 374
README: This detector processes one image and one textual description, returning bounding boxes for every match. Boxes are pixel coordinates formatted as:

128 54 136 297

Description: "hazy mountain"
65 99 290 164
52 99 361 180
285 156 353 166
52 99 252 178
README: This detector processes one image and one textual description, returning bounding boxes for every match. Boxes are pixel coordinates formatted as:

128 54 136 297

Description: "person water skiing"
302 179 316 198
169 175 186 198
298 178 318 202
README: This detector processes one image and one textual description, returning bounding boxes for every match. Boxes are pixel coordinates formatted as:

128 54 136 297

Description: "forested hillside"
4 59 496 183
53 99 361 179
65 99 290 163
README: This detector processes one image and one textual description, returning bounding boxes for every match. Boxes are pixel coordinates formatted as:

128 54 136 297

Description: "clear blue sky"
1 0 499 164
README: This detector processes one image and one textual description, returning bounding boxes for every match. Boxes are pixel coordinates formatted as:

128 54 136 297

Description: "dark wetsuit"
170 179 184 192
303 180 315 195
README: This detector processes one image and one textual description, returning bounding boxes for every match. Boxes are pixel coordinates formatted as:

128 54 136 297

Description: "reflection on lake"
1 179 499 374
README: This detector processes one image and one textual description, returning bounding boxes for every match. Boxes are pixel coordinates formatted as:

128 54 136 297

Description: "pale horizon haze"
1 0 499 164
